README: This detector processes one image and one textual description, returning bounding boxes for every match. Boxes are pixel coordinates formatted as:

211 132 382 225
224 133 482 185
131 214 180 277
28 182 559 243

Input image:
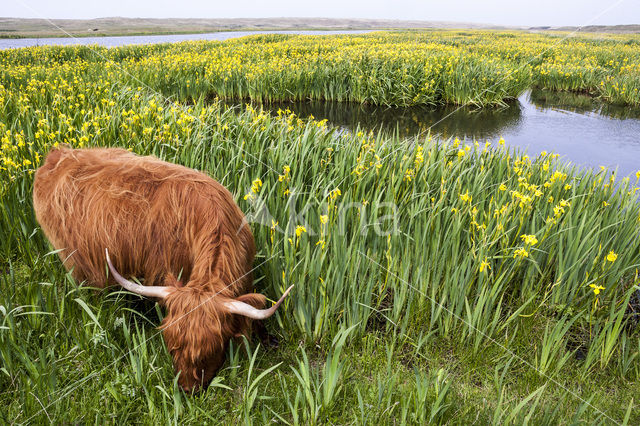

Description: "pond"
230 90 640 180
0 30 371 50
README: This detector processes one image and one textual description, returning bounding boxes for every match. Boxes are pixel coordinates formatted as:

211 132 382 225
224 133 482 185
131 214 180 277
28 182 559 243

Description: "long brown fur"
33 145 265 391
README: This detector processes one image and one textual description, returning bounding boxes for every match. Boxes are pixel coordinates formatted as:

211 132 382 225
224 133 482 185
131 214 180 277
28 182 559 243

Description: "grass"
1 32 640 423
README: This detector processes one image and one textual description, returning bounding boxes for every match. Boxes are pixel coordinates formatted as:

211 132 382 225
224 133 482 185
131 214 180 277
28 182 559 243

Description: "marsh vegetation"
1 31 640 423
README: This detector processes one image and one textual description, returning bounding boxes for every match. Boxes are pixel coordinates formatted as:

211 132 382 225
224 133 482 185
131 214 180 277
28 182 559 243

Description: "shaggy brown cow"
32 145 292 392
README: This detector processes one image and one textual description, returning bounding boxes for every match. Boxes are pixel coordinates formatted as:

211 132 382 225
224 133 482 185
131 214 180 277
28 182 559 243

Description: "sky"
4 0 639 27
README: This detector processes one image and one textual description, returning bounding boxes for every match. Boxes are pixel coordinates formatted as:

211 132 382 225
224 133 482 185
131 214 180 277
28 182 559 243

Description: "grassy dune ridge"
1 17 638 39
1 32 640 423
0 17 509 39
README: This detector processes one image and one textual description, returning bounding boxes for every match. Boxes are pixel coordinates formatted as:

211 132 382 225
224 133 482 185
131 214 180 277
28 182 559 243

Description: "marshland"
1 30 640 424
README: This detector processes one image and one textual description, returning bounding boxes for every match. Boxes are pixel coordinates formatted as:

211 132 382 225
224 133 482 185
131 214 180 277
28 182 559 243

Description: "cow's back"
33 146 254 292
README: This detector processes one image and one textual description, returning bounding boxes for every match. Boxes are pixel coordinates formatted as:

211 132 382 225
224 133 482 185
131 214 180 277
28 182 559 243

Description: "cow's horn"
105 249 171 299
223 285 294 319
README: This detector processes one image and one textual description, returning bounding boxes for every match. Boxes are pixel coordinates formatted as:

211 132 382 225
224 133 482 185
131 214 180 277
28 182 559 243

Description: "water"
232 90 640 180
0 30 370 50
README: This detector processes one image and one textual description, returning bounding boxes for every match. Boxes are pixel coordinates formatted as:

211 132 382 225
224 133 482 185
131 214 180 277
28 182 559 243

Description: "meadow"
1 31 640 424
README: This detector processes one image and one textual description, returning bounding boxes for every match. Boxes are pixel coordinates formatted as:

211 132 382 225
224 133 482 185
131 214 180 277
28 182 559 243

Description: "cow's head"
105 249 293 392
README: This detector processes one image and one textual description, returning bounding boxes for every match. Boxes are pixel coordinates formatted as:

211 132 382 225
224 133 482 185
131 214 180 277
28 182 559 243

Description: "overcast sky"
5 0 639 27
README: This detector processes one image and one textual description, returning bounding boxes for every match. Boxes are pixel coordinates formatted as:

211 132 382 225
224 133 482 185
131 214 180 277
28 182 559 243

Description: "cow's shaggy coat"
33 146 266 391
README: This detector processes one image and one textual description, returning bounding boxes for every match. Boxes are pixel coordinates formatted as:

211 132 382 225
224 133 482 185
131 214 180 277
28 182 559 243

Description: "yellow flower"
553 206 564 217
499 184 507 191
459 190 472 203
520 234 538 246
480 259 491 273
295 226 307 237
251 178 263 193
457 149 465 158
404 169 414 182
606 250 617 262
589 284 605 296
328 188 341 201
513 248 529 259
278 165 291 182
414 146 424 167
320 215 328 224
636 170 640 180
564 184 572 190
498 137 505 146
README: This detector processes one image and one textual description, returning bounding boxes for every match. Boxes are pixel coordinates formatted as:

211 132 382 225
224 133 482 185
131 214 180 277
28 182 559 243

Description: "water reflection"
0 30 371 50
528 89 640 120
228 88 640 179
236 100 523 141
